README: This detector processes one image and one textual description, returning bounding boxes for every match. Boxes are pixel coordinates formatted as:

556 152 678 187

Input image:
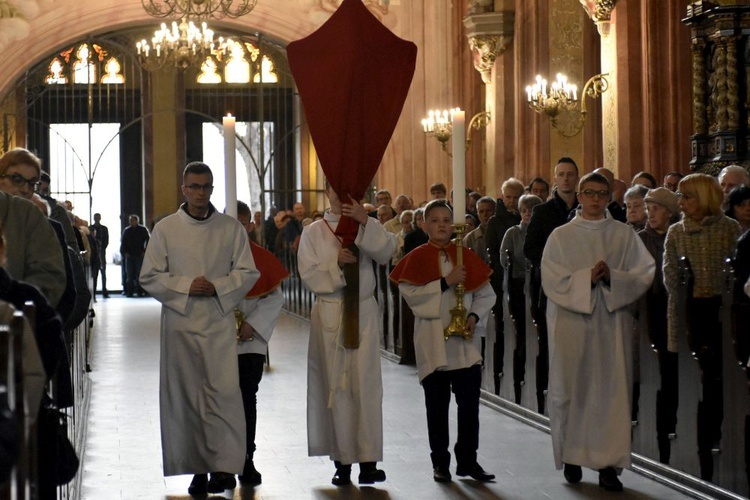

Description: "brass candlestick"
444 223 471 341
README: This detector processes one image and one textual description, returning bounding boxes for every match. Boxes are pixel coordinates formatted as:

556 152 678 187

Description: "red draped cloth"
287 0 417 245
287 0 417 348
245 241 289 299
389 241 492 293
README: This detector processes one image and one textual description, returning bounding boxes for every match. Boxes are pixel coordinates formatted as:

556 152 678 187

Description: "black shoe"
455 463 495 482
207 472 236 493
563 463 582 483
238 460 262 486
358 467 386 484
433 466 452 483
187 474 207 496
598 467 623 492
332 465 352 486
102 292 109 298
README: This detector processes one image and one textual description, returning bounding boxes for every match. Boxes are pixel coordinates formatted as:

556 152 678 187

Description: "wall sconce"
525 73 608 137
421 109 491 156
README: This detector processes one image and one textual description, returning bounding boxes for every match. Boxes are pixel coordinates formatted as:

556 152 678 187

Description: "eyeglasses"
675 191 693 200
581 189 610 199
184 183 214 192
0 173 41 191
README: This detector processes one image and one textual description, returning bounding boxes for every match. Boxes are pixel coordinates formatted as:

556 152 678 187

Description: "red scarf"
246 241 290 298
389 240 491 293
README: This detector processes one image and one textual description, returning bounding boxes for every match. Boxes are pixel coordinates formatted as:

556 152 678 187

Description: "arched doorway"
0 27 304 291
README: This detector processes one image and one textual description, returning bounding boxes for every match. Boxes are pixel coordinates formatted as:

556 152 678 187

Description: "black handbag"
38 401 79 486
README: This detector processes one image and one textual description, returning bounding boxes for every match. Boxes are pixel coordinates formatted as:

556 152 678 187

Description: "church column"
148 68 182 220
580 0 618 172
464 2 514 194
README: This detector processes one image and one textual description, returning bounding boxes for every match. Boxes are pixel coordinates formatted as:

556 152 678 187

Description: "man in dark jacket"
523 157 579 413
484 178 524 394
92 213 110 298
121 214 150 297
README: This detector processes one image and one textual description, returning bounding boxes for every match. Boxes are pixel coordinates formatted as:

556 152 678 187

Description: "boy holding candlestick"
389 199 496 483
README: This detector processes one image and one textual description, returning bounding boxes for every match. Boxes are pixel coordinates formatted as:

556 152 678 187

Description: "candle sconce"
525 73 608 138
421 109 491 157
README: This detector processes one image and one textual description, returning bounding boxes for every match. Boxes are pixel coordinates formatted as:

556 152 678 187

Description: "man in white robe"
541 172 655 492
391 200 496 483
297 184 395 486
139 162 258 496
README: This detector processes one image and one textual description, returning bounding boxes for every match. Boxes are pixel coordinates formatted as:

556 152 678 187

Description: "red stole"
246 241 290 298
389 240 491 293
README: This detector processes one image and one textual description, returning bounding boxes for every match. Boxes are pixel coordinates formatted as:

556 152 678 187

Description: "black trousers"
238 353 265 459
421 364 482 469
686 296 723 463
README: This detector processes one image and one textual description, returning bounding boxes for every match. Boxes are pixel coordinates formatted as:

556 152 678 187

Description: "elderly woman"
663 173 741 481
0 149 66 307
500 194 543 404
637 188 680 464
624 185 649 232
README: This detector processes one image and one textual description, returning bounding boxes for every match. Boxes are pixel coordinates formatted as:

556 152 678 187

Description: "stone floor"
79 296 692 499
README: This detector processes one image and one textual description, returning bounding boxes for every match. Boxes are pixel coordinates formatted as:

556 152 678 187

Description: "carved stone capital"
463 11 514 84
467 35 511 84
579 0 618 36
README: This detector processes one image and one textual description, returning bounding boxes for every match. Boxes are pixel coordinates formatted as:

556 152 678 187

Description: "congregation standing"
3 142 750 497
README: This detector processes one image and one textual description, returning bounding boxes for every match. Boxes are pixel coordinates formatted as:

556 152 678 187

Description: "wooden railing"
280 247 750 499
1 250 92 499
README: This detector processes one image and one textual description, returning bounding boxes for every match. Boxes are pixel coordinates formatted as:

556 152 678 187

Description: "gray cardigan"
0 192 65 306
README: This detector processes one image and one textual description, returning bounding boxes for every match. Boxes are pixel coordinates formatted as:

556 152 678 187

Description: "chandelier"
421 108 491 156
141 0 258 20
137 20 239 70
525 72 608 137
137 0 257 70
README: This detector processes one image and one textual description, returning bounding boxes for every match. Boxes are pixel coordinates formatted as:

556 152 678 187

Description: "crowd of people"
273 159 750 491
0 148 98 497
3 143 750 496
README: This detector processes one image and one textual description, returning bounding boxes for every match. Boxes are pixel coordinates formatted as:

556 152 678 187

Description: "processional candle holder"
234 308 251 342
444 223 471 341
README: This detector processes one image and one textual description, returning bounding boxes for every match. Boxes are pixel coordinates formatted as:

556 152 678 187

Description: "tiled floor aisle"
80 297 690 499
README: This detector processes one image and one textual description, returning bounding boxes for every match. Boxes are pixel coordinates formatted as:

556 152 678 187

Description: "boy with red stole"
389 199 496 483
234 201 289 486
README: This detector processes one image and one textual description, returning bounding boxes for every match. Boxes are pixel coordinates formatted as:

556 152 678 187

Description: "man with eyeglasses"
541 172 655 492
523 157 580 414
139 162 259 496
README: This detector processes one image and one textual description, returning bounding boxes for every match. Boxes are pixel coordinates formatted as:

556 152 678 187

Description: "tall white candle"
223 114 237 218
452 109 466 224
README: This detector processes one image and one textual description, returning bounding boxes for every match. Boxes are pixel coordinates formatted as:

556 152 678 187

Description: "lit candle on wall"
452 109 466 224
223 113 237 218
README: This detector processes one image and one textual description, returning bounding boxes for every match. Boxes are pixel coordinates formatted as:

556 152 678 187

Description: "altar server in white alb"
139 162 259 496
297 182 396 486
541 172 655 492
390 199 496 484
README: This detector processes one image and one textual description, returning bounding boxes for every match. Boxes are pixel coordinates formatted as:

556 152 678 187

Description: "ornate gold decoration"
692 40 708 135
141 0 257 19
714 38 728 132
467 35 512 84
444 224 471 341
726 36 740 130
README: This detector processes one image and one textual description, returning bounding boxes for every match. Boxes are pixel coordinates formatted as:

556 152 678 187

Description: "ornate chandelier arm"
579 73 609 118
141 0 257 19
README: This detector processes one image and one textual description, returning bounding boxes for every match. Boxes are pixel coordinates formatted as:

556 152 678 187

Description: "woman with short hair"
663 173 741 481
